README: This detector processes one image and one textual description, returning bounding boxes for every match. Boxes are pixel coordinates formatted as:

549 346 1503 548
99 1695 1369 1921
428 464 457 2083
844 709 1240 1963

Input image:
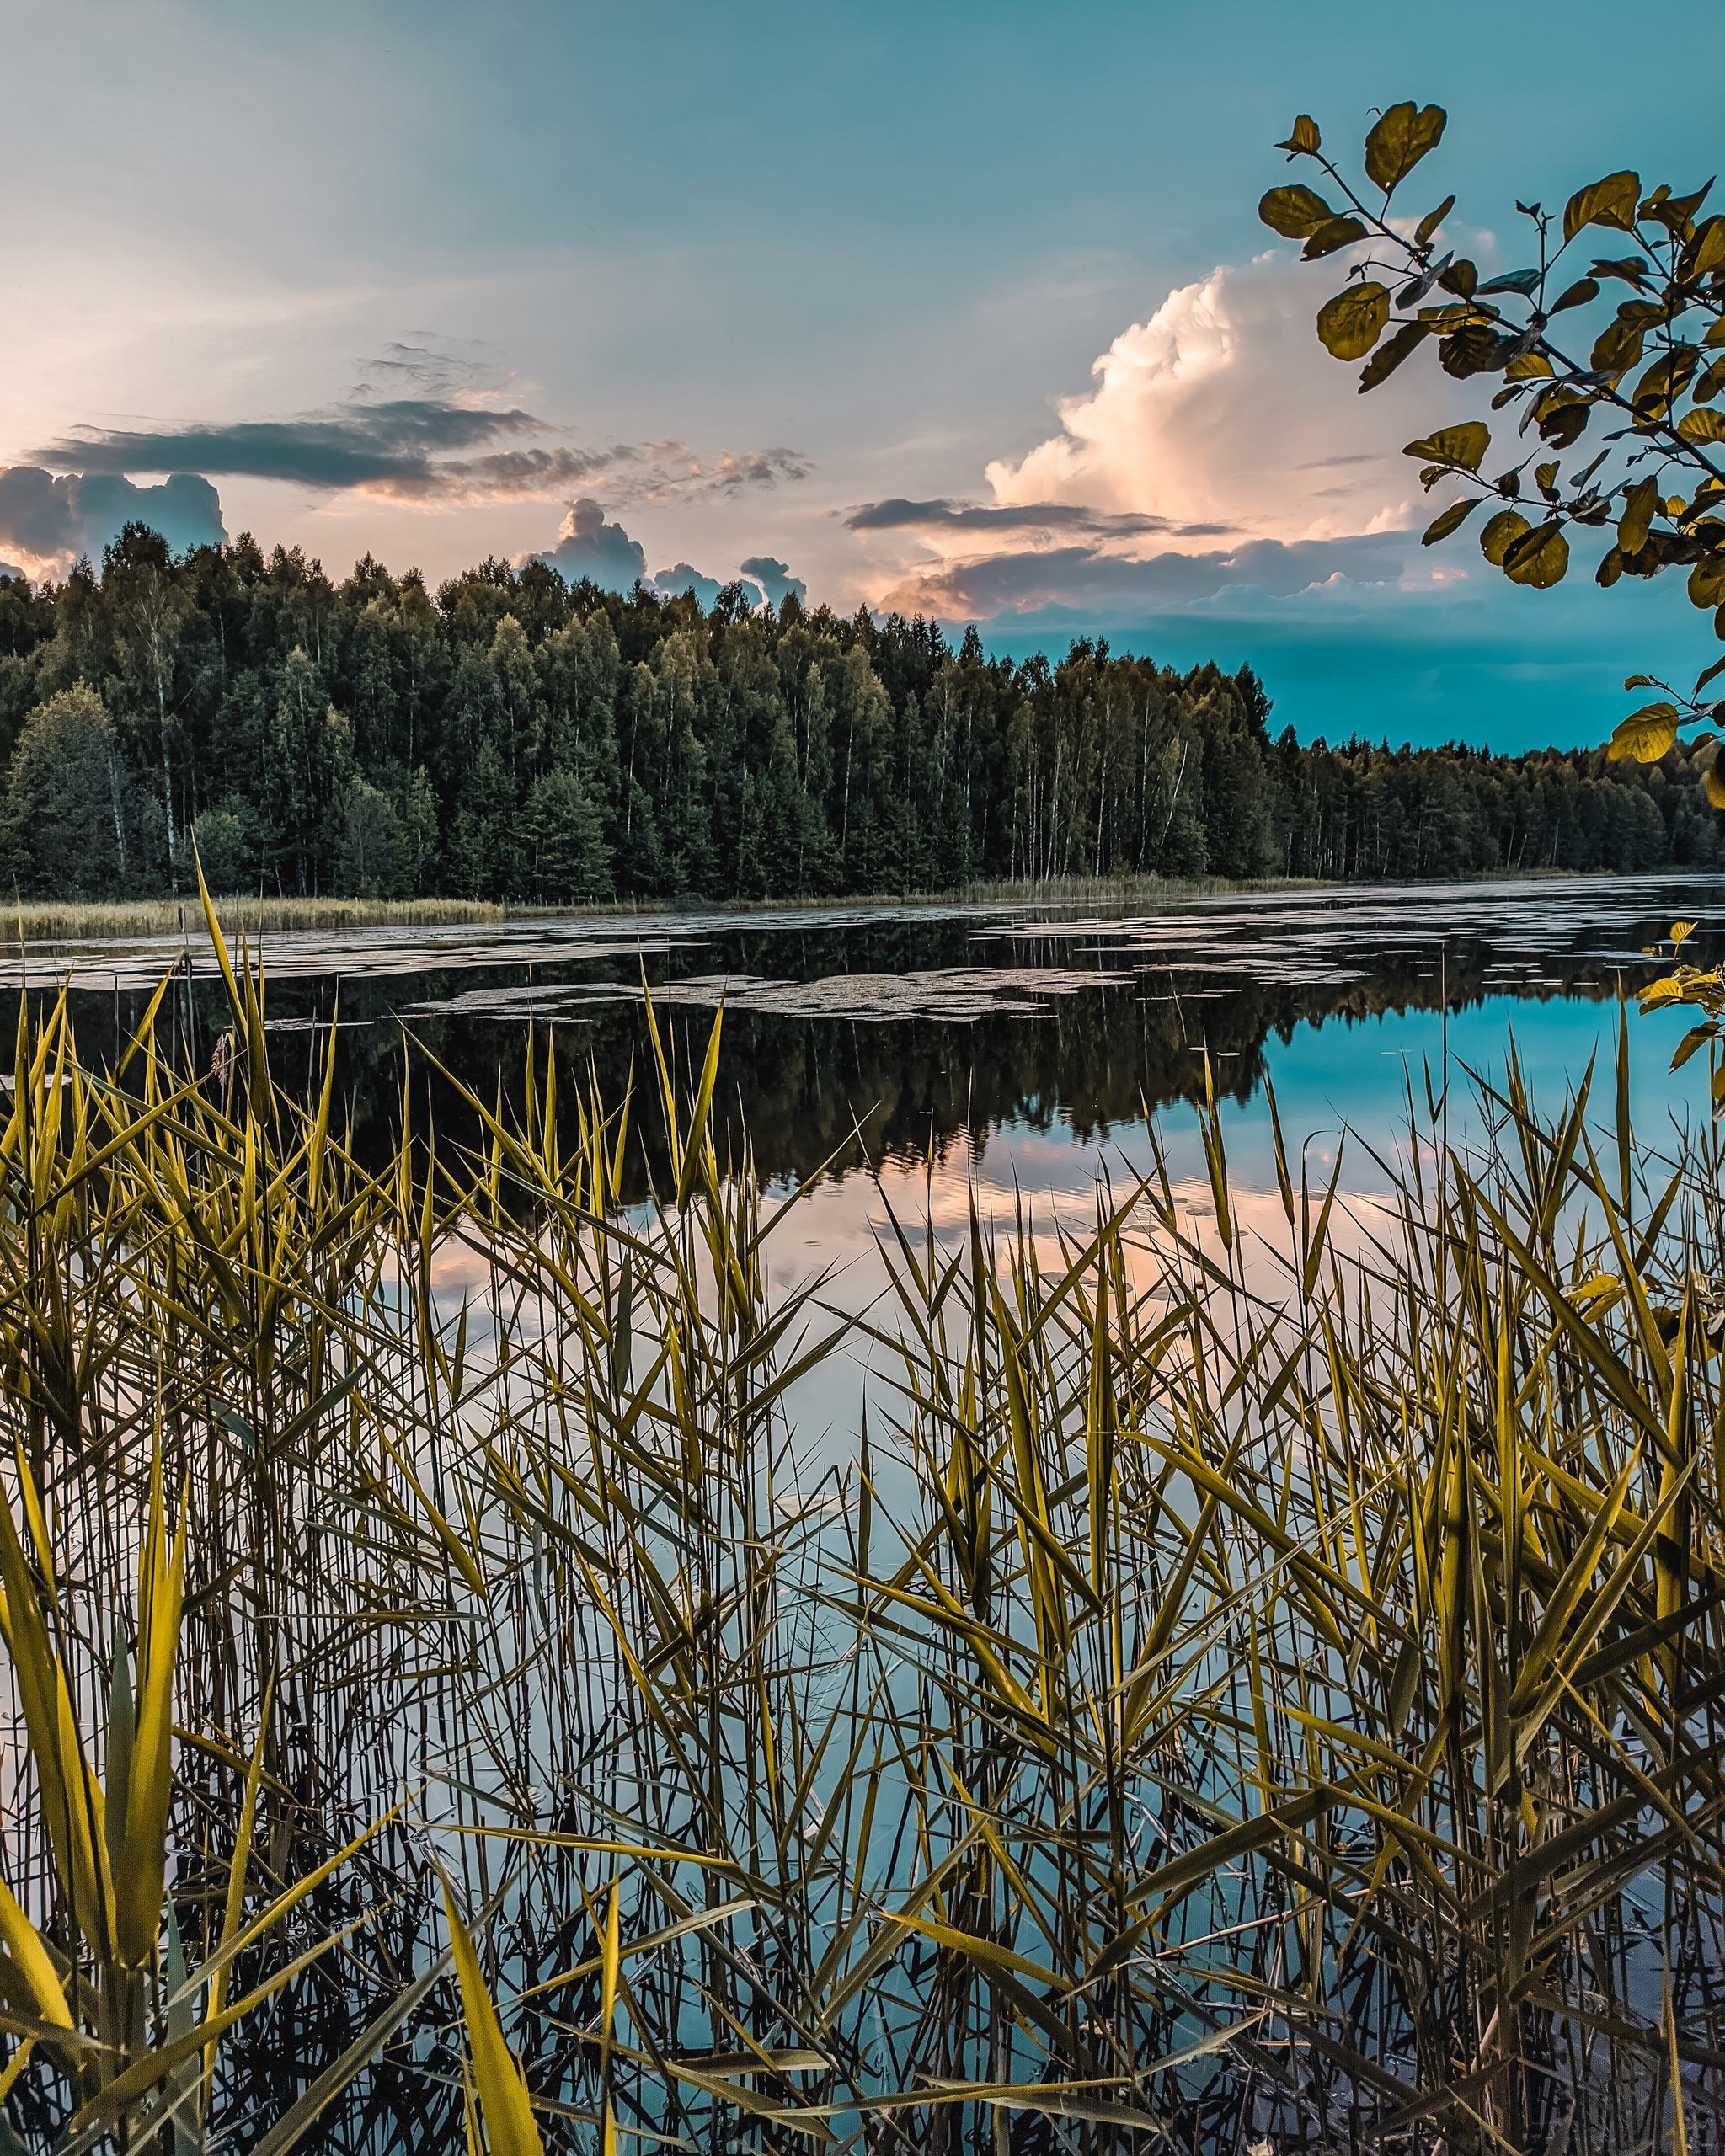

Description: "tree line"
0 522 1714 903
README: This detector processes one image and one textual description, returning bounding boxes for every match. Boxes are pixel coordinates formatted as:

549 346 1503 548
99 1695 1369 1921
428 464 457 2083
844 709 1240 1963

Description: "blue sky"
5 0 1722 749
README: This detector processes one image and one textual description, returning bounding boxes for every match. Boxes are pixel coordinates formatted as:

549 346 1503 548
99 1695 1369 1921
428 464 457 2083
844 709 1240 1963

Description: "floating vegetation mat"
0 894 1721 2152
1 871 1712 1014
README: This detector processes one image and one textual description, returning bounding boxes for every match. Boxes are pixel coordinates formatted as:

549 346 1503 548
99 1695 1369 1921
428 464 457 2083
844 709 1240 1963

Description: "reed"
0 894 508 943
0 873 1303 950
0 883 1717 2152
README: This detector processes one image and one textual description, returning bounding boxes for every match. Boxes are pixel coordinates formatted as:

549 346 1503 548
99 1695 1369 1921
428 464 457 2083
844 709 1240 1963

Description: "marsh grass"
0 894 510 943
0 884 1718 2152
0 872 1306 951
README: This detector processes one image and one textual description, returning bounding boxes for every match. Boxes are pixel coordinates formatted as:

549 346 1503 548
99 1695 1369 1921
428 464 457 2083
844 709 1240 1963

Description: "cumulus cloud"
855 250 1479 627
523 509 809 614
651 562 729 607
528 499 649 590
0 466 225 578
985 253 1449 544
739 554 807 608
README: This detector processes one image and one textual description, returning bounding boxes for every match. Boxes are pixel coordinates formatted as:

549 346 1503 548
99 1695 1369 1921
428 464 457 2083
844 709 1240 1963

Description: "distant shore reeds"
0 862 1634 948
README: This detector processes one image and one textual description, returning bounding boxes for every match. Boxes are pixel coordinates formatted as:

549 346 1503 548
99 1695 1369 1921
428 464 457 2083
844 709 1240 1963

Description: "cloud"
739 554 807 608
846 498 1231 541
651 561 729 607
852 249 1487 639
984 252 1453 544
350 336 518 400
37 403 547 498
528 499 648 590
0 466 225 577
644 449 812 499
34 360 813 510
524 508 809 612
880 531 1407 622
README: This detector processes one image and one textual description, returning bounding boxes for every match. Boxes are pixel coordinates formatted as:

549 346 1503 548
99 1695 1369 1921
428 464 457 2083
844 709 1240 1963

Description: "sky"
4 0 1722 750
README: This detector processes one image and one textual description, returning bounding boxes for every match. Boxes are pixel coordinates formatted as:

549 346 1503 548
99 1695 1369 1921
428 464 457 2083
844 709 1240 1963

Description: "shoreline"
0 863 1680 947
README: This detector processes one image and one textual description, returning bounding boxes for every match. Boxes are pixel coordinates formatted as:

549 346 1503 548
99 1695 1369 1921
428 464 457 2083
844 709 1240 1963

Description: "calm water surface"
10 873 1719 1274
6 872 1717 1447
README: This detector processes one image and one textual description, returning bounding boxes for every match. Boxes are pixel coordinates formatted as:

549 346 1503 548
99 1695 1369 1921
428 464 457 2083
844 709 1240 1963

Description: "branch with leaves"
1262 104 1725 797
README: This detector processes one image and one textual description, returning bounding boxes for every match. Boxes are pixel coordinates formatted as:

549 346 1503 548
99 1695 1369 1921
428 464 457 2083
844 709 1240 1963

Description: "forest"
0 520 1715 904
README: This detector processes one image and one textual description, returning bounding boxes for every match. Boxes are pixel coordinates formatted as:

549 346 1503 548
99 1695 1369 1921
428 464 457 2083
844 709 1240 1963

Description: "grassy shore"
0 892 510 940
0 872 1321 943
2 866 1655 944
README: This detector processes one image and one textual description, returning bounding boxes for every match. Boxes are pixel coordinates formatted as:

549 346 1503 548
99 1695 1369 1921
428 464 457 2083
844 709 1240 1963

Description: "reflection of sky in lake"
742 989 1710 1485
71 869 1706 1485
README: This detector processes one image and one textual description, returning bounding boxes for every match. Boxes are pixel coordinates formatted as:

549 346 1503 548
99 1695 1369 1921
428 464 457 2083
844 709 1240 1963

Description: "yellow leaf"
1502 521 1569 589
1608 703 1680 762
0 1876 72 2032
115 1451 186 1968
1363 101 1446 192
1316 281 1390 360
444 1884 545 2156
1562 171 1641 243
1259 184 1331 238
1403 421 1490 471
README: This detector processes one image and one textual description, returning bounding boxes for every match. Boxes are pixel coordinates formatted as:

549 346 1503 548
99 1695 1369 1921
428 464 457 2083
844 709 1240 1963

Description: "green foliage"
0 532 1712 904
334 777 403 897
1263 102 1725 776
0 681 128 899
191 798 255 893
521 765 610 901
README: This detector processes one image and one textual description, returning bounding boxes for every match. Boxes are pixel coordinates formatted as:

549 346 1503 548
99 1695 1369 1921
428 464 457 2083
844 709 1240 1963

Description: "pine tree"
522 766 611 902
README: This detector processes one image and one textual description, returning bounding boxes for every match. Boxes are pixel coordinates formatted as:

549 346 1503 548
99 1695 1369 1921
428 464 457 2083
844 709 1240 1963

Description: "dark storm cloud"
846 498 1234 540
0 466 225 570
739 554 807 608
34 403 543 495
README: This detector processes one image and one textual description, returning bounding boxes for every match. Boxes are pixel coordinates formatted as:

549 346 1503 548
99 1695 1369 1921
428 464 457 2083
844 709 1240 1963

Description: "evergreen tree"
1 682 128 898
0 534 1704 906
335 779 403 897
522 766 611 901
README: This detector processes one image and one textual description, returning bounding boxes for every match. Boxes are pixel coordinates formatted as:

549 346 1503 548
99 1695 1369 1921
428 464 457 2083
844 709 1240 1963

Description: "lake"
8 871 1714 1219
8 871 1714 1457
3 870 1718 2153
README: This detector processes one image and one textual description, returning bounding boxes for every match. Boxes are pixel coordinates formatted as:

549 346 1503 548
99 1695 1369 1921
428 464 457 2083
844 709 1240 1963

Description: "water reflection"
5 871 1715 1203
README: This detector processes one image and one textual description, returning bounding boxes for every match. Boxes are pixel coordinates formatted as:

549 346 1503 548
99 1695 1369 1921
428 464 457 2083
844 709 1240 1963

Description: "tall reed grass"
0 894 509 943
0 882 1717 2152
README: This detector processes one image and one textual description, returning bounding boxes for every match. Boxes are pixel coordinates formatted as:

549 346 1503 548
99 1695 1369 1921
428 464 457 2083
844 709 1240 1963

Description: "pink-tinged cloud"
986 253 1453 546
877 531 1407 622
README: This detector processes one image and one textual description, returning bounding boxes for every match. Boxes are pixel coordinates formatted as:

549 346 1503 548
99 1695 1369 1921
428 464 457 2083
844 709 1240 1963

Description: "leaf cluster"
1263 104 1725 778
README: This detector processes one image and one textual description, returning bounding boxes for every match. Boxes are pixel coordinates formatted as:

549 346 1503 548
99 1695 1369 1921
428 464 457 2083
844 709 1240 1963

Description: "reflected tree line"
29 921 1639 1196
0 526 1718 901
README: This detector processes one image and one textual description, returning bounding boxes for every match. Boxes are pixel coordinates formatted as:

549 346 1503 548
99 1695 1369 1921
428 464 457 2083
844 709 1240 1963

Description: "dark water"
7 873 1718 1204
